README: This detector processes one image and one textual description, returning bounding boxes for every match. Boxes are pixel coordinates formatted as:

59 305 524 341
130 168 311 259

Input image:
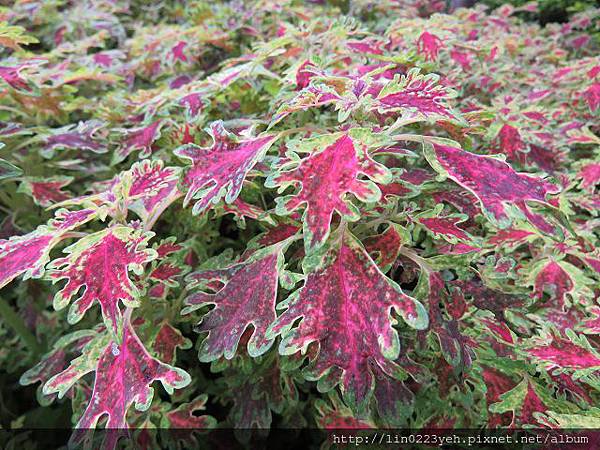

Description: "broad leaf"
267 130 391 252
268 228 427 410
174 121 276 215
183 243 287 361
49 226 157 333
18 176 73 207
68 322 190 449
425 143 560 233
0 209 96 290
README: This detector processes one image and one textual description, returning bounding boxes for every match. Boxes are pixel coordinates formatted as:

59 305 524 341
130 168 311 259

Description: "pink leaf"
268 229 427 409
482 366 515 428
183 244 284 361
0 209 96 289
153 322 191 364
375 69 459 121
179 93 206 119
582 82 600 112
49 226 157 333
363 224 404 272
69 322 190 449
418 216 470 242
528 338 600 369
43 120 106 154
426 143 560 233
268 132 390 251
578 163 600 192
174 121 276 215
171 41 188 63
118 121 163 160
18 176 73 207
531 260 574 309
416 32 444 61
126 159 181 220
487 228 535 247
163 395 216 428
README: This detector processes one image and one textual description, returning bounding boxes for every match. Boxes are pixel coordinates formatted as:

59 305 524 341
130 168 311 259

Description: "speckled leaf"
528 259 593 308
162 395 216 428
267 131 391 252
125 159 181 221
425 271 474 370
18 176 73 207
425 143 560 233
0 209 96 290
528 335 600 370
174 121 276 215
375 69 461 122
418 215 471 243
153 322 192 364
42 120 106 155
117 120 163 161
267 228 427 410
21 329 96 405
489 379 549 426
363 223 406 272
49 226 157 333
183 243 286 361
68 322 191 450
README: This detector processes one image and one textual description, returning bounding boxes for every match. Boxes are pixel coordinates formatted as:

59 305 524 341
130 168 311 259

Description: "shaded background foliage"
0 0 598 448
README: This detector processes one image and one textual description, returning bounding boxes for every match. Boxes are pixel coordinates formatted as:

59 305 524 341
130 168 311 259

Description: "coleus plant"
0 0 599 448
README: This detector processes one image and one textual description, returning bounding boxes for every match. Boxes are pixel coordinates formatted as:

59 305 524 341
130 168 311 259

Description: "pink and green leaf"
49 226 157 333
174 121 276 215
267 228 427 410
67 322 190 449
267 130 391 252
183 243 286 361
425 143 560 233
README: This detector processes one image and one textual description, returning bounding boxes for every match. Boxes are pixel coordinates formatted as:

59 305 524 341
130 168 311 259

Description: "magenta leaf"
20 329 96 405
42 120 106 156
267 130 391 252
363 223 406 272
417 215 471 243
117 120 163 161
18 176 73 207
162 395 216 428
375 69 461 121
267 228 427 410
490 379 549 426
179 92 207 119
183 243 287 361
125 159 181 221
153 322 192 364
425 143 560 232
0 208 96 290
487 228 536 248
68 322 190 449
482 366 516 428
528 335 600 370
174 121 276 215
577 162 600 192
528 259 593 308
425 272 474 370
416 31 444 61
49 226 157 333
531 261 572 308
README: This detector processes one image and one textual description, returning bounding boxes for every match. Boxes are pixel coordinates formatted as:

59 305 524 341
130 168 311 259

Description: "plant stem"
0 296 42 357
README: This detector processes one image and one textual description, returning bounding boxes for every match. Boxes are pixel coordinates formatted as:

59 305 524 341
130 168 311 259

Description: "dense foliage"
0 0 599 447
